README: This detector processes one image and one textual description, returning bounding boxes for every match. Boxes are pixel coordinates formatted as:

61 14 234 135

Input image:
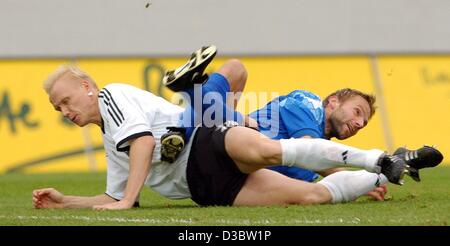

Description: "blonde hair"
43 64 97 94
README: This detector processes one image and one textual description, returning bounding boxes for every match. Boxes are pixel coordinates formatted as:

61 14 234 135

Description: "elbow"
141 135 156 148
131 135 155 148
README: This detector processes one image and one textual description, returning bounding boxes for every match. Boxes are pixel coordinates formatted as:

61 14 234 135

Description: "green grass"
1 167 449 226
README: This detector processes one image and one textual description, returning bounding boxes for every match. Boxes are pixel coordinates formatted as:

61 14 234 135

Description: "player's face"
328 95 370 140
49 75 94 127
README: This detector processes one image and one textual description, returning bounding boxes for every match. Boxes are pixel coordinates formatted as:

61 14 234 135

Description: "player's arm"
93 135 155 210
33 188 116 209
122 135 155 206
244 115 259 129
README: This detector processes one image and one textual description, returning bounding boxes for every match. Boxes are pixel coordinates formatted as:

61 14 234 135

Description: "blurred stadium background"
1 0 449 174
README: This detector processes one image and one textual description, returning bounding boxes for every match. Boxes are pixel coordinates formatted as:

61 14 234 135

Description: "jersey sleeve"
99 87 153 152
279 97 322 138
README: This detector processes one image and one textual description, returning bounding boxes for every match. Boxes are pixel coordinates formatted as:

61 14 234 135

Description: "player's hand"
32 188 65 209
92 200 134 210
245 117 259 130
366 184 388 201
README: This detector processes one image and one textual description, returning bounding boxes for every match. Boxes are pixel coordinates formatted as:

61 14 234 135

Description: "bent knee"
256 140 281 165
218 59 247 91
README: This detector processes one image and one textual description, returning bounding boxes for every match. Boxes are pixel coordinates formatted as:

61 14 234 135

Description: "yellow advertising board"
0 56 448 173
377 56 450 152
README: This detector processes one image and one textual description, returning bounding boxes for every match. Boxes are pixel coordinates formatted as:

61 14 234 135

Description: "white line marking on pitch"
0 215 363 225
0 215 194 224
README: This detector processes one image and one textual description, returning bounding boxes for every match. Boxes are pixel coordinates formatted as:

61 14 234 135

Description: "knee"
255 140 281 165
218 59 248 92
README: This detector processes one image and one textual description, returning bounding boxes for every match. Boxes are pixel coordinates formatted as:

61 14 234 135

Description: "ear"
327 95 340 110
80 80 90 91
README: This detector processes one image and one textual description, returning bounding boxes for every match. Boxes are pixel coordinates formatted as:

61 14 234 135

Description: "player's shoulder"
282 90 324 121
101 83 141 93
100 83 157 99
287 90 321 101
282 90 321 107
98 83 143 111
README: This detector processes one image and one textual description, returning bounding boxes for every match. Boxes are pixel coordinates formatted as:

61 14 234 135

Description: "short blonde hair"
43 64 97 94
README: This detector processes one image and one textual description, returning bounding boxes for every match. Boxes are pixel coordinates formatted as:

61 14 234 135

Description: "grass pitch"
0 166 449 226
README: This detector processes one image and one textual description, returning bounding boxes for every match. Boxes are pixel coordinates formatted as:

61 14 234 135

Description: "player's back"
101 83 183 139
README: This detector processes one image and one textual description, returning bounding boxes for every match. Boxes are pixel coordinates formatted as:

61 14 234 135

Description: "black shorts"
186 125 248 206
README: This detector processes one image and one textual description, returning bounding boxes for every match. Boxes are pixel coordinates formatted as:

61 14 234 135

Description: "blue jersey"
249 90 326 182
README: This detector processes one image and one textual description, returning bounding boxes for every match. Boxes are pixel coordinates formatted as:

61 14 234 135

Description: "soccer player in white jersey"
32 49 441 209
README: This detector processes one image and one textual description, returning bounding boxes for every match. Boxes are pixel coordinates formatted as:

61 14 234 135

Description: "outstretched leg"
224 126 407 185
233 168 389 205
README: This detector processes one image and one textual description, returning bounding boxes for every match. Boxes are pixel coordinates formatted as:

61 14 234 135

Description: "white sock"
280 138 384 173
318 170 388 203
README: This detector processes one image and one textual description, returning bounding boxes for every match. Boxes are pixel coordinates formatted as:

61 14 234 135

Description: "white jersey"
98 83 191 200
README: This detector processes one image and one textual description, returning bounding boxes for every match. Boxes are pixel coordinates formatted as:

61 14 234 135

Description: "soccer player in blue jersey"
249 88 375 183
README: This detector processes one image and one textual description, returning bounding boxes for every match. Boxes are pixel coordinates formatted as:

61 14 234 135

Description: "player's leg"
161 58 247 162
233 168 389 205
162 44 247 105
186 126 392 207
212 59 258 129
162 44 250 130
223 125 407 185
162 45 217 92
233 169 331 205
179 72 246 140
183 58 248 118
214 58 248 109
161 58 250 163
317 170 389 203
